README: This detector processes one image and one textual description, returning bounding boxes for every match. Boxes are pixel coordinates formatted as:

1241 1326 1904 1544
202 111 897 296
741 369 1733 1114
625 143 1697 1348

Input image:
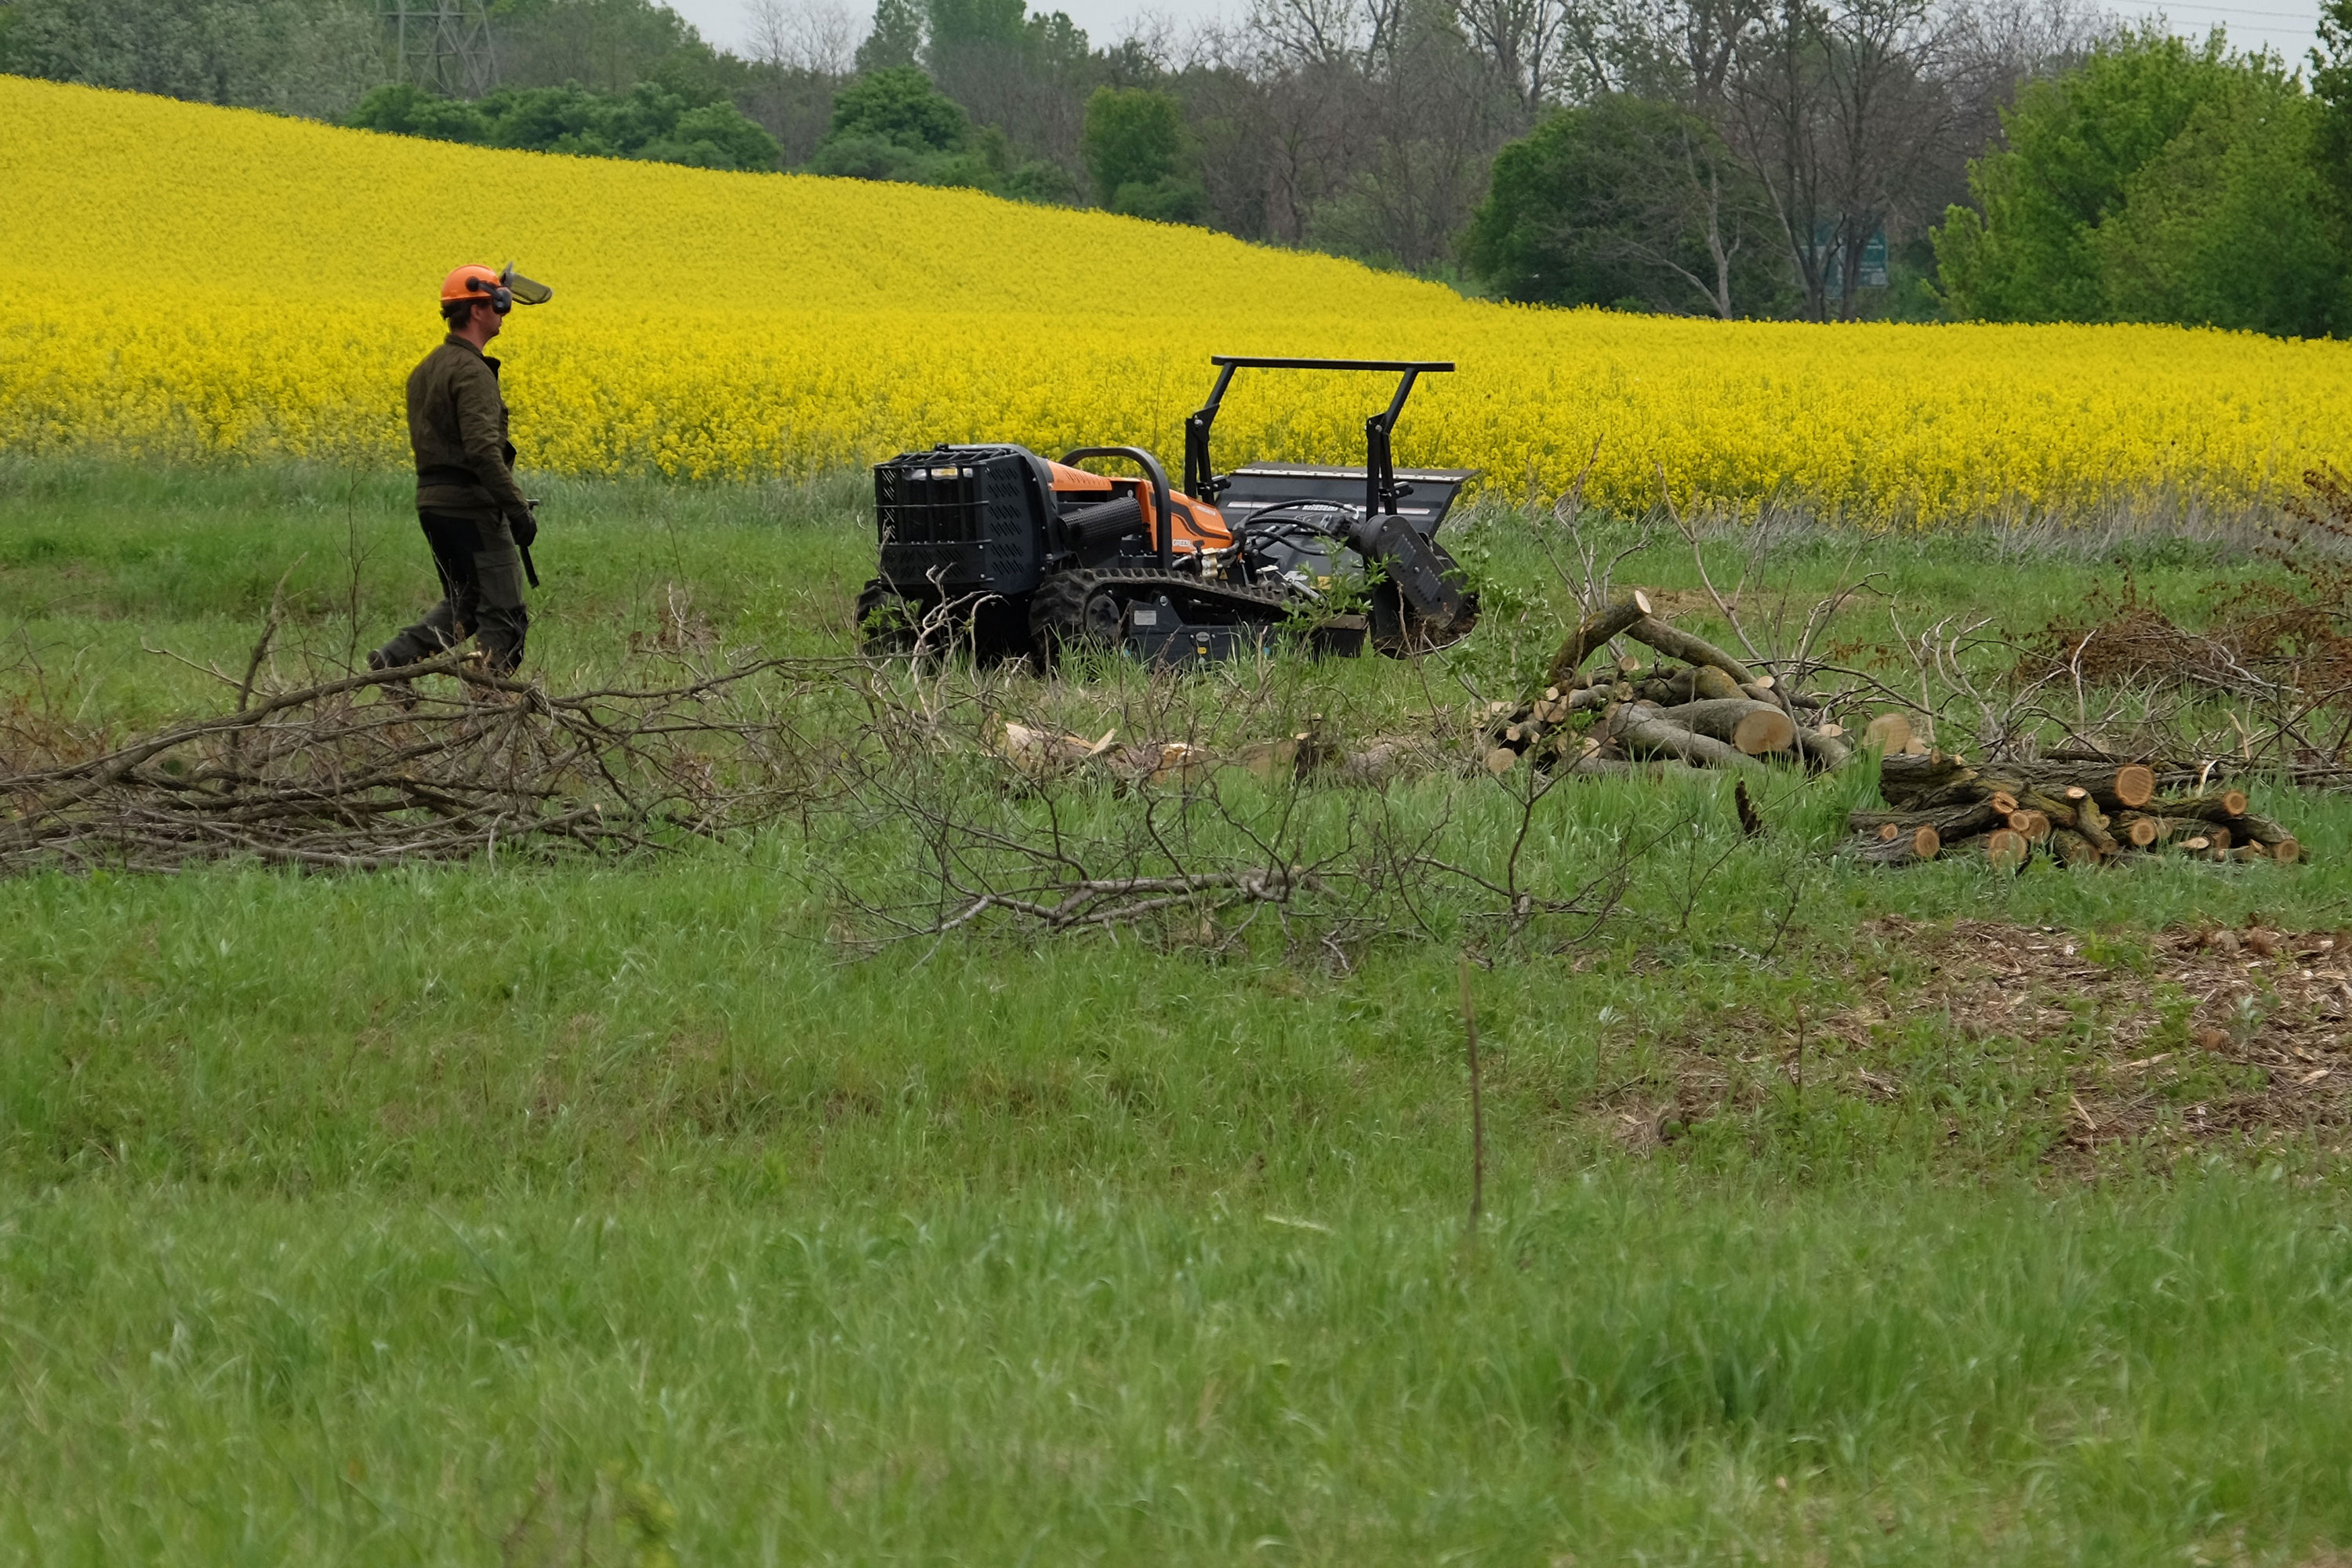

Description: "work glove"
510 500 539 550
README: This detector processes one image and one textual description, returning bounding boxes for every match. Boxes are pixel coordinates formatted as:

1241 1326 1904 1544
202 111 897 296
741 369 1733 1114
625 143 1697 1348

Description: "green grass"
5 456 2352 1564
11 1178 2352 1564
0 450 2292 724
0 455 873 724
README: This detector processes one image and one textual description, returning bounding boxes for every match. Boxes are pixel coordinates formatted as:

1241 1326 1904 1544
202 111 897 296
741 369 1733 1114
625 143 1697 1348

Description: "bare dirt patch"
1869 916 2350 1156
1615 916 2352 1169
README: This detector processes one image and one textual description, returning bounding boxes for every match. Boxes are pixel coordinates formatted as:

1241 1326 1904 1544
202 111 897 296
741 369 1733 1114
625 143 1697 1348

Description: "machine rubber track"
854 578 918 654
1029 566 1297 655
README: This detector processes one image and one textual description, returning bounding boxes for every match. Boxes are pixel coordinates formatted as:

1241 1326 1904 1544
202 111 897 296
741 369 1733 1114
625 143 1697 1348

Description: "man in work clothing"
370 263 554 680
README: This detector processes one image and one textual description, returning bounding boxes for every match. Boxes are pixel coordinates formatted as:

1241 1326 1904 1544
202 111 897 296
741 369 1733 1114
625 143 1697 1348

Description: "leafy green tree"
854 0 925 74
488 0 743 100
821 64 971 153
1935 31 2261 322
1080 86 1202 222
924 0 1026 53
802 134 931 180
1463 96 1781 318
810 66 1068 194
2091 77 2343 336
2311 0 2352 258
1018 7 1087 75
638 97 789 167
0 0 383 118
808 83 1065 196
475 81 613 151
346 82 499 141
996 158 1078 202
1936 29 2347 336
347 78 782 169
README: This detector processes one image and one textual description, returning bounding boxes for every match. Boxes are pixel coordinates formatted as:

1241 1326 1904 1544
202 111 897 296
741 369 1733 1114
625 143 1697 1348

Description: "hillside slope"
3 75 2346 519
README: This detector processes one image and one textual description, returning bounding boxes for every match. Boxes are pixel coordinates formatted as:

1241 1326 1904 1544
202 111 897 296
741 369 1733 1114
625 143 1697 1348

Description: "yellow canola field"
3 74 2346 521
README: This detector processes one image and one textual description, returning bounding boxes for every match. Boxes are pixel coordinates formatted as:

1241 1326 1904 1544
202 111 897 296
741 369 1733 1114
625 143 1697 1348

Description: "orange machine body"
1043 459 1232 555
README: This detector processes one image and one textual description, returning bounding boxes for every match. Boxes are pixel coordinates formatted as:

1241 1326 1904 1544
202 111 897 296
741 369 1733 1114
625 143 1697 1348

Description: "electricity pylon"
380 0 498 99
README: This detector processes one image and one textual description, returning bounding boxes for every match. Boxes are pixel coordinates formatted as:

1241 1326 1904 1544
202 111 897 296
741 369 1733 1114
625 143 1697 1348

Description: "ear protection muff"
466 277 515 314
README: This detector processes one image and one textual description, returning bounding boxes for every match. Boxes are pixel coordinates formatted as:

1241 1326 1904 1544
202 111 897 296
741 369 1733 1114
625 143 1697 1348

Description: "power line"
2107 2 2319 24
2103 10 2324 48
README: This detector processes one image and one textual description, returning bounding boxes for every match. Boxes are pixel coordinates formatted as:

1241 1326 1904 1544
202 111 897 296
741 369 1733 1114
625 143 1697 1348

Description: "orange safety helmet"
439 263 554 314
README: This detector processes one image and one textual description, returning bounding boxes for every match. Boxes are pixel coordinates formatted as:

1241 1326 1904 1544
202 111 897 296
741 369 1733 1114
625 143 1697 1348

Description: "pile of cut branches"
0 650 819 873
1484 590 1857 778
1845 750 2304 868
990 719 1462 790
2029 466 2352 706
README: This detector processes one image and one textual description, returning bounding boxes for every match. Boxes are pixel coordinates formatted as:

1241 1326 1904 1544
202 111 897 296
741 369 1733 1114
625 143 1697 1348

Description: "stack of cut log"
1846 750 2303 868
1487 590 1855 777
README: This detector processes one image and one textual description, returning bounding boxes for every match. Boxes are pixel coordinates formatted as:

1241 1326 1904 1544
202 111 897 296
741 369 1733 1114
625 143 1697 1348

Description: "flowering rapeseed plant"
3 74 2346 522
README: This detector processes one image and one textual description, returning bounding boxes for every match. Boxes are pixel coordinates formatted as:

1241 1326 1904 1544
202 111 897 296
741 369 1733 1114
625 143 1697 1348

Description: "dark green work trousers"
373 509 529 676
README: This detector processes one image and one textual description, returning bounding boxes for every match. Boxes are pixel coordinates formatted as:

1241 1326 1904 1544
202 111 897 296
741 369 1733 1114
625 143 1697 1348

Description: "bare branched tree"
746 0 865 73
1589 0 1767 103
1516 0 2090 317
1722 0 1836 316
1247 0 1374 67
739 0 864 164
1195 0 1537 263
1813 0 1965 318
1450 0 1576 113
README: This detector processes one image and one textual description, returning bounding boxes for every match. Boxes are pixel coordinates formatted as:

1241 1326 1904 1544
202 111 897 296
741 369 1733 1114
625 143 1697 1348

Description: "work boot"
457 648 518 704
365 647 419 711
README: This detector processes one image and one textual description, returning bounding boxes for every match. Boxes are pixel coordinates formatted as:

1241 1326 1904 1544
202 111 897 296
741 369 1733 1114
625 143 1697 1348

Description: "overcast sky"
2108 0 2327 60
664 0 1236 57
662 0 2325 77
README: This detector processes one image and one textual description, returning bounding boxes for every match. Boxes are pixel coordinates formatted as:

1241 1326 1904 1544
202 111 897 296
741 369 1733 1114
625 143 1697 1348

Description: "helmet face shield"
499 265 554 307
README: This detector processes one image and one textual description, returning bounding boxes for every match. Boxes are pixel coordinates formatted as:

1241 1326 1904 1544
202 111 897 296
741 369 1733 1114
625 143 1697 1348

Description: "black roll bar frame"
1061 445 1176 571
1183 356 1456 519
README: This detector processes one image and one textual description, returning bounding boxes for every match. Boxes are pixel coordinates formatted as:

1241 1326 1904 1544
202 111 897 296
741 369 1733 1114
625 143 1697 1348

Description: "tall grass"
6 456 2352 1563
5 1178 2350 1563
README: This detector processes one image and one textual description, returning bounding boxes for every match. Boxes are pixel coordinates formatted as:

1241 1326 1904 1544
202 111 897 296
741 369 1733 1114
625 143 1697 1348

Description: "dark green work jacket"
406 333 532 520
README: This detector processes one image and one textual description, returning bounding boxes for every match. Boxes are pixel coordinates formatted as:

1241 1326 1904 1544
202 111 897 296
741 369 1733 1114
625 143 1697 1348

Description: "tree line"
5 0 2350 333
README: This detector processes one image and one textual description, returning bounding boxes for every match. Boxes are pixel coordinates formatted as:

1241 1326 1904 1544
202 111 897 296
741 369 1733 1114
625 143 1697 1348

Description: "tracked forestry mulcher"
856 356 1480 665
